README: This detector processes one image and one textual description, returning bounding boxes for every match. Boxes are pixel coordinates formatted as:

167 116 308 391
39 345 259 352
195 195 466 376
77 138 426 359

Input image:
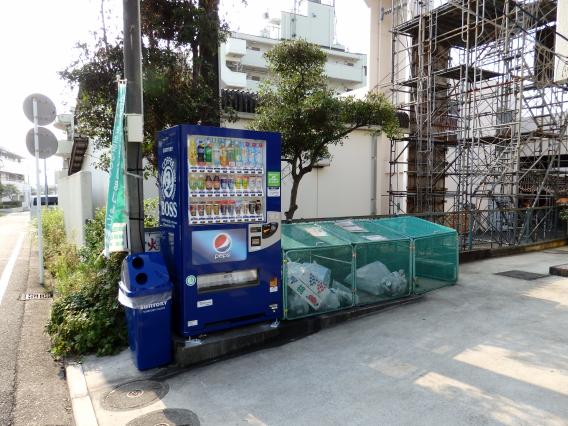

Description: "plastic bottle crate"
281 223 354 319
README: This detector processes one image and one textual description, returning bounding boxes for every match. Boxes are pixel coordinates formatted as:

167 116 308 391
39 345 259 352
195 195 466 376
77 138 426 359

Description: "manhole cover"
495 270 548 280
102 380 169 411
126 409 200 426
19 292 52 301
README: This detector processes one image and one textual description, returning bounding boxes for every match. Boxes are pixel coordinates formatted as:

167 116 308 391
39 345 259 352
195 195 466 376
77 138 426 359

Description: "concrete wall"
225 117 390 218
58 171 93 246
57 141 160 247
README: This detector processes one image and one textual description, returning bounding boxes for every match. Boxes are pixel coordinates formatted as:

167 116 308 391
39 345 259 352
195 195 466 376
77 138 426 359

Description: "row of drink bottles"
189 174 263 192
189 137 264 168
189 199 262 218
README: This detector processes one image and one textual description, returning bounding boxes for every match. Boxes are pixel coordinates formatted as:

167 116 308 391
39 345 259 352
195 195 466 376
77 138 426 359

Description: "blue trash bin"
118 252 173 371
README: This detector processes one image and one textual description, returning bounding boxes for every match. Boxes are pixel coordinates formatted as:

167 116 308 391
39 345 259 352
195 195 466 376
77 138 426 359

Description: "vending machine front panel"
158 125 282 337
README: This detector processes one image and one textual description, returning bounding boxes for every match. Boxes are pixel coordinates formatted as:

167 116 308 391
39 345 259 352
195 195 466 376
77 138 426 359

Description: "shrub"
144 197 159 228
46 252 127 357
45 207 128 358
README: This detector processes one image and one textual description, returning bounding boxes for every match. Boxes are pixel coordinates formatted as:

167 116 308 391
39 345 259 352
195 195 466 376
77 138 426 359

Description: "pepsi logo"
213 233 232 254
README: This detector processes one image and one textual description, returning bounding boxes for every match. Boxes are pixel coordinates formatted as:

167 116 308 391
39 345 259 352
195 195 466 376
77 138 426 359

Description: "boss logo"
160 200 178 218
160 157 178 218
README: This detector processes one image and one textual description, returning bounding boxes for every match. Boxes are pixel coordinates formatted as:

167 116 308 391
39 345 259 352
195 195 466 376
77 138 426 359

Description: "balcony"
240 50 267 70
56 139 73 158
225 38 246 58
325 62 366 84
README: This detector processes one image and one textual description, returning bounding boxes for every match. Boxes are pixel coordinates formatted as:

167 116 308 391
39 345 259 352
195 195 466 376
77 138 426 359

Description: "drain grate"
126 409 200 426
19 292 52 301
102 380 169 411
495 270 548 280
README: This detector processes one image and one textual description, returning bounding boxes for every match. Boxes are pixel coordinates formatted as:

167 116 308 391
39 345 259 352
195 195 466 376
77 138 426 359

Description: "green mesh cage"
319 221 413 305
376 217 459 294
282 223 354 319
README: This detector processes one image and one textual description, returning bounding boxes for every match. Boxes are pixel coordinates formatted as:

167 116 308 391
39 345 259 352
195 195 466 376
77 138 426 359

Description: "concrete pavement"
75 246 568 425
0 212 73 425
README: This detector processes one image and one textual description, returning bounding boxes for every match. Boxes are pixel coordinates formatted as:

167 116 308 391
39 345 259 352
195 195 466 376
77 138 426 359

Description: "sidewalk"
70 247 568 425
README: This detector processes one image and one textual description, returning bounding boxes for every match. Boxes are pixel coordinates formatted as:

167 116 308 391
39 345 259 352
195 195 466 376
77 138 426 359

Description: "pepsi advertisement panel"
191 229 247 265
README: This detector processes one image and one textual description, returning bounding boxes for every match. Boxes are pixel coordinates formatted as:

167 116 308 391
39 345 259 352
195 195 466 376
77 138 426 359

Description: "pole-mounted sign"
22 93 58 285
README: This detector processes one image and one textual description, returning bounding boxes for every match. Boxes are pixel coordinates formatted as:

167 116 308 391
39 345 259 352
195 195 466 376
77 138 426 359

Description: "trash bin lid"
120 252 173 298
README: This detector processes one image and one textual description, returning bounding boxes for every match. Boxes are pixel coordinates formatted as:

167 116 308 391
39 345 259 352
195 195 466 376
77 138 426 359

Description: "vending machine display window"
187 135 266 225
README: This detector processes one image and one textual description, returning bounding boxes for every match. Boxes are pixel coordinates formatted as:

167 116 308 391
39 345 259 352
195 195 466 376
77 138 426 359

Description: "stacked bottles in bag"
188 137 265 223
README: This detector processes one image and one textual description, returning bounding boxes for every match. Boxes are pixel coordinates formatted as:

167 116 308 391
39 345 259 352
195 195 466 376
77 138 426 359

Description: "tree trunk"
285 176 302 220
198 0 220 126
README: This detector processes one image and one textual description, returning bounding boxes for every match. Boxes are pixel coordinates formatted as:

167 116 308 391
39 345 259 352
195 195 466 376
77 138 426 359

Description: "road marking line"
0 233 25 305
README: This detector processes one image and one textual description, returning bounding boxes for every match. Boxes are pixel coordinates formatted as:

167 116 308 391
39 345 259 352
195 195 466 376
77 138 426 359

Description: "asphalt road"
0 212 30 425
0 212 73 425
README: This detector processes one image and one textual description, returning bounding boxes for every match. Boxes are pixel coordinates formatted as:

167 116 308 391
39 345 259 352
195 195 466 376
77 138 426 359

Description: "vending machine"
157 125 282 337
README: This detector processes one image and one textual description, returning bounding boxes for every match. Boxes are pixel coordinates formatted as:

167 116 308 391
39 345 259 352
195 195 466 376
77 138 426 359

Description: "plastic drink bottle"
220 143 228 167
197 140 205 166
189 138 197 166
241 142 248 168
204 140 212 165
235 141 243 168
255 143 263 166
249 143 256 168
228 141 236 167
205 174 213 190
212 140 221 167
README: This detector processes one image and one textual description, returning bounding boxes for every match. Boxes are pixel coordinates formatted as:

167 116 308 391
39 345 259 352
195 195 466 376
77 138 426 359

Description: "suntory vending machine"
157 125 282 337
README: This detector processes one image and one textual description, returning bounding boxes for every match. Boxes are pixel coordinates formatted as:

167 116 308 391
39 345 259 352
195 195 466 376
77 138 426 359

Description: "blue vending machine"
157 125 282 337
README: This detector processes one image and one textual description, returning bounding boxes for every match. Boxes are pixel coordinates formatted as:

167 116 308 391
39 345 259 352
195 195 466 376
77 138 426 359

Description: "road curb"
66 362 98 426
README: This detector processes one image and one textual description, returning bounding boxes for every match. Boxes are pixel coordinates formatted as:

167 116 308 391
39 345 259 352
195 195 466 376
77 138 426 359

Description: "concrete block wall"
58 171 93 247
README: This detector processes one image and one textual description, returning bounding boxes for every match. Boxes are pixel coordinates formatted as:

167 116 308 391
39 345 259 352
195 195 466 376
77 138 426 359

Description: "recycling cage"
376 216 459 294
318 221 413 305
281 223 354 319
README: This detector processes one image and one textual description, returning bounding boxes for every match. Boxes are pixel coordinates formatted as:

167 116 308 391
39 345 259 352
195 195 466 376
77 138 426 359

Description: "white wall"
225 117 390 218
58 171 93 246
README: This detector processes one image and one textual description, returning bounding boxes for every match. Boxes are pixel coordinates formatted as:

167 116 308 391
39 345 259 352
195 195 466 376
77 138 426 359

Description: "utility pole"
123 0 145 253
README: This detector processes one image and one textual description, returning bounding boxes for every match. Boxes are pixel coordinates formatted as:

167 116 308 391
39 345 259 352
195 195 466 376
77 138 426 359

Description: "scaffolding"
388 0 568 249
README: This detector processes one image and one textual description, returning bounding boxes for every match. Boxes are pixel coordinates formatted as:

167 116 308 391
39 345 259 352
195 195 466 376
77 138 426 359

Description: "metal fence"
290 206 567 253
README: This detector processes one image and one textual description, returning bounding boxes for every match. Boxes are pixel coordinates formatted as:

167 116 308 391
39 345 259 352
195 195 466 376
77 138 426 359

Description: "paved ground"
0 212 73 426
79 246 568 426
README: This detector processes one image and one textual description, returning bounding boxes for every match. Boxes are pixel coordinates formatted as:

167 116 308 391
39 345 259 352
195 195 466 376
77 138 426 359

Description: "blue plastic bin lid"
120 252 172 298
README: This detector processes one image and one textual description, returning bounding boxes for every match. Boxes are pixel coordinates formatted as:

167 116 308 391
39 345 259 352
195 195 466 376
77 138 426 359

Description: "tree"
249 40 400 220
0 183 21 201
61 0 228 171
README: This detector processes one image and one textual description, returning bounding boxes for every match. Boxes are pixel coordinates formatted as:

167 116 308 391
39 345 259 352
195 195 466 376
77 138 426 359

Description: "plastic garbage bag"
330 280 353 306
346 261 408 297
287 288 310 316
381 270 408 297
286 261 332 309
320 289 340 310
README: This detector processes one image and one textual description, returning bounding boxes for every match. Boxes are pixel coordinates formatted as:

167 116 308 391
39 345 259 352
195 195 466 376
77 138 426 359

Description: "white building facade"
220 0 367 94
0 147 27 204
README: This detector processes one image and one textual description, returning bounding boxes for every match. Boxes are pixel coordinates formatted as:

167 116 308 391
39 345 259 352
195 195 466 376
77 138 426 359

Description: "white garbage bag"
346 261 408 297
286 261 332 310
330 280 353 306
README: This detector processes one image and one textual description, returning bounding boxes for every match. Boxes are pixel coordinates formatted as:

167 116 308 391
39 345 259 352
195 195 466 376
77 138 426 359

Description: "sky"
0 0 369 186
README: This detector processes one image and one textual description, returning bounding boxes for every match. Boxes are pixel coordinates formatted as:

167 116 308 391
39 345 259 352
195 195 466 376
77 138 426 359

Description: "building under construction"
385 0 568 249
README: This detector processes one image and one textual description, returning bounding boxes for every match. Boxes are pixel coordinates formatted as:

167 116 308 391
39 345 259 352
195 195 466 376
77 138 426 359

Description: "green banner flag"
104 81 128 255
